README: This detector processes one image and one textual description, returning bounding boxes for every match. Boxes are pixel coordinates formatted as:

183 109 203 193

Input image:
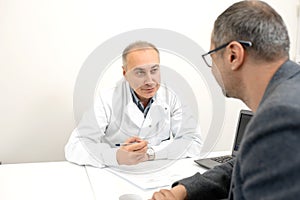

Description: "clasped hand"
116 137 148 165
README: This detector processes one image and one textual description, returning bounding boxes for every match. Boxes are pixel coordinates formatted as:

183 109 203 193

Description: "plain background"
1 0 299 164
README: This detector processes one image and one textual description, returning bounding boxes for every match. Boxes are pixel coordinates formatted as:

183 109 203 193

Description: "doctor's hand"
121 137 148 153
116 148 148 165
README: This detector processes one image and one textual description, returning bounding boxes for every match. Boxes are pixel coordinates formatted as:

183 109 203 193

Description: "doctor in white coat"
65 41 202 167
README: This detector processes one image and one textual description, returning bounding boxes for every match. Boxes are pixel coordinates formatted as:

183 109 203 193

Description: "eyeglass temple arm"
237 40 252 47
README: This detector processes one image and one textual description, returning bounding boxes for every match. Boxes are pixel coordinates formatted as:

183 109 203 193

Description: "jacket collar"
260 60 300 106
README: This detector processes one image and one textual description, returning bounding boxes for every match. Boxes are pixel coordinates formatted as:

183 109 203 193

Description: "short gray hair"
122 41 160 66
213 0 290 61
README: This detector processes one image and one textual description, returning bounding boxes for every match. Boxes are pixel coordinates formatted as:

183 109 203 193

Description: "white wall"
0 0 299 164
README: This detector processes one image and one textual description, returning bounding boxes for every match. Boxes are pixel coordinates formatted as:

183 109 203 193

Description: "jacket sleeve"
64 94 119 167
173 160 234 200
152 92 203 160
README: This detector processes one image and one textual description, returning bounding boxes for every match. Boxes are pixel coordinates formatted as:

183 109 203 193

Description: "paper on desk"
104 159 191 189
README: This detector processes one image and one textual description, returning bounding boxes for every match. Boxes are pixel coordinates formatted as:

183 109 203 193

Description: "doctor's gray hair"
122 41 160 67
213 0 290 61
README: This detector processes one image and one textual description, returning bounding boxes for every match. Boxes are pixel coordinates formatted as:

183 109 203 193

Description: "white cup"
119 193 143 200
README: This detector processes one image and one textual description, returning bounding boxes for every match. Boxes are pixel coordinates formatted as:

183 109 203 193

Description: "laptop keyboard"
211 156 233 163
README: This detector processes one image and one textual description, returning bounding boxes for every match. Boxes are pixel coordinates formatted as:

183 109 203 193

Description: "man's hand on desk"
151 185 187 200
116 137 148 165
121 137 148 153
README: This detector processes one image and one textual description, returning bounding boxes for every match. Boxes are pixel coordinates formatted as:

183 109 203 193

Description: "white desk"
86 158 207 200
0 151 229 200
85 151 229 199
0 161 94 200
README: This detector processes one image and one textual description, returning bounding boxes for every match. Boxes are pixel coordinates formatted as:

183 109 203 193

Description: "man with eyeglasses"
65 41 202 167
151 1 300 199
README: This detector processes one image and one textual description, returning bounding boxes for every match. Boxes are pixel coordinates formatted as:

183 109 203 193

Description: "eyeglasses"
202 40 252 68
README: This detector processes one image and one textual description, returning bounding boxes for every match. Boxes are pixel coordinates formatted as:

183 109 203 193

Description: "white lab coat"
65 79 202 167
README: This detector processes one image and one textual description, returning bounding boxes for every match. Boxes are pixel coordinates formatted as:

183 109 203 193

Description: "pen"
115 142 139 147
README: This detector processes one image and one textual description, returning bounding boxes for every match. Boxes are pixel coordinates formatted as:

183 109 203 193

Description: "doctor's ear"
122 66 126 76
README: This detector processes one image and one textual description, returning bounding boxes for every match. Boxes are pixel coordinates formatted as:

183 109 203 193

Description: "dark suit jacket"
174 60 300 199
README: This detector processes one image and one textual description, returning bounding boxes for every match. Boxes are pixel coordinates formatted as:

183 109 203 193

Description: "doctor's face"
123 48 160 101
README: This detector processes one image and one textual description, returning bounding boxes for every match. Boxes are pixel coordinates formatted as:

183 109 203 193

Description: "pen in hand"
115 142 139 147
116 138 147 153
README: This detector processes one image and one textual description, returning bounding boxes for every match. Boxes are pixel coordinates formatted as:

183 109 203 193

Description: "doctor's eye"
134 69 146 77
150 65 160 74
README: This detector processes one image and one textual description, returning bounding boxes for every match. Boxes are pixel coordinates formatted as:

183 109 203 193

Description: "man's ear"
227 41 245 71
122 66 126 76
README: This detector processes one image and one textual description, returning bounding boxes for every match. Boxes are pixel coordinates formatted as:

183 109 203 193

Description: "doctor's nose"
144 73 155 85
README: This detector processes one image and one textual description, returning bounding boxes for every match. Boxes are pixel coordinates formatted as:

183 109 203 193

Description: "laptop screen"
232 110 253 156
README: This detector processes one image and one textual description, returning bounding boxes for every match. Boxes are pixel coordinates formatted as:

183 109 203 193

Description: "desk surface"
0 151 229 200
86 158 207 199
0 161 94 200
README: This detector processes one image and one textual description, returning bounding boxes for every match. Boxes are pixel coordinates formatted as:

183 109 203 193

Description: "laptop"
194 109 253 169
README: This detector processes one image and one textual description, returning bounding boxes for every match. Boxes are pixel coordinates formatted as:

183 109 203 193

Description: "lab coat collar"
129 87 155 117
124 81 168 128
